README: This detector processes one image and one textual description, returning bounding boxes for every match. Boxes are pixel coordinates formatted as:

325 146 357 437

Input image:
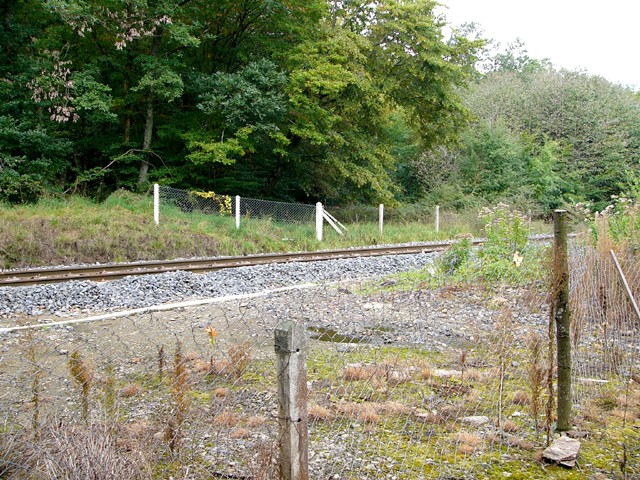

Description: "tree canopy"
1 1 639 213
410 41 640 212
0 0 483 204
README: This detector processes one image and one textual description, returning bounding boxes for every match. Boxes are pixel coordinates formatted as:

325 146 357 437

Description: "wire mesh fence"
158 185 233 217
157 185 316 225
0 241 638 478
240 197 315 224
569 240 640 472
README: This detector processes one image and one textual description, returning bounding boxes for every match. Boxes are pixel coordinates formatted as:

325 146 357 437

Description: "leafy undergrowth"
0 191 551 269
364 204 552 296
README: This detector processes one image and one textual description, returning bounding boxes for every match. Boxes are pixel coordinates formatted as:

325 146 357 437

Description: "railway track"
0 235 554 287
0 241 464 287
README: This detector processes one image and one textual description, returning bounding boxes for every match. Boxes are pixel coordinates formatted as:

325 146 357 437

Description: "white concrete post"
379 204 384 237
153 183 159 225
435 205 440 233
316 202 323 241
235 195 241 229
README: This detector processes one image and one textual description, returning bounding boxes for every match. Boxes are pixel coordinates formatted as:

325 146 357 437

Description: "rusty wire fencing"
0 252 639 478
569 238 640 476
0 290 296 479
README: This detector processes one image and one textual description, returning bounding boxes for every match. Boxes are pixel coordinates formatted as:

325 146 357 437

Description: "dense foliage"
1 1 639 213
0 0 482 204
415 43 640 213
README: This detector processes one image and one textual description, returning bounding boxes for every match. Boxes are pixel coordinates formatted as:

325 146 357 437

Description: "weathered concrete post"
275 321 309 480
316 203 323 241
153 183 160 225
235 195 241 229
553 209 571 431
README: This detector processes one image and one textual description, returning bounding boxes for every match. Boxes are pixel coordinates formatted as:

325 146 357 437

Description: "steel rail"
0 235 553 287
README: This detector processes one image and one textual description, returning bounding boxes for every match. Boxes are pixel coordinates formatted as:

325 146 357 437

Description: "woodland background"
1 0 639 213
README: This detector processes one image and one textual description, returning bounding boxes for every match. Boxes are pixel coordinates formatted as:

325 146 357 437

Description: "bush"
438 235 473 275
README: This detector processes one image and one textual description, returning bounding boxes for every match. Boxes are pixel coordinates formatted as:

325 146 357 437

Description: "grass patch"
0 191 551 269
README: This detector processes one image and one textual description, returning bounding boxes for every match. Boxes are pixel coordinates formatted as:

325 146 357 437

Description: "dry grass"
194 342 254 379
164 341 190 452
415 412 445 425
230 428 252 439
501 419 519 433
213 410 239 428
0 422 153 479
68 351 93 422
512 390 529 406
228 341 252 377
343 361 415 386
357 404 380 424
380 401 411 415
335 401 360 418
343 364 378 381
213 387 229 398
247 440 278 480
191 358 211 374
464 368 483 382
455 431 483 454
245 415 268 428
419 366 434 380
308 404 333 421
184 351 200 362
612 408 638 422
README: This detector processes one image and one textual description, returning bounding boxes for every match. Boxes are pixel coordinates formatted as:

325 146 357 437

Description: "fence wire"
240 197 315 224
159 185 233 217
1 245 639 478
158 186 316 225
569 240 640 476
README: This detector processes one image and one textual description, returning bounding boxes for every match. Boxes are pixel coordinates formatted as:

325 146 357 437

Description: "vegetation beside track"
0 191 551 270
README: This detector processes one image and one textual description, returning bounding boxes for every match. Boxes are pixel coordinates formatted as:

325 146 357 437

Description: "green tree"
458 121 527 202
464 67 640 207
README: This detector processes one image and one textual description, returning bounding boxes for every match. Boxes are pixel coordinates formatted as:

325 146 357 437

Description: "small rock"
542 435 581 468
363 302 384 310
460 415 490 426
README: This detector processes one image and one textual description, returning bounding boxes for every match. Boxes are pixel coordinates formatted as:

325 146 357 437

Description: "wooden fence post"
553 209 572 431
275 321 309 480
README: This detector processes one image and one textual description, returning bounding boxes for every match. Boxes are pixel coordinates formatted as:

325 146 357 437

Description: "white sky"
438 0 640 90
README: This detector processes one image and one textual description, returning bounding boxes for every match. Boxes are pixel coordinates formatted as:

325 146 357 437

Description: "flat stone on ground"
459 415 490 426
542 435 581 468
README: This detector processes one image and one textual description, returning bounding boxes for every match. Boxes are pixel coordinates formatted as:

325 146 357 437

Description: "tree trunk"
123 74 131 143
137 29 163 185
138 92 154 185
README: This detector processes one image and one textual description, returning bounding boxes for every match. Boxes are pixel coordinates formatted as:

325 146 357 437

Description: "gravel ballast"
0 253 437 317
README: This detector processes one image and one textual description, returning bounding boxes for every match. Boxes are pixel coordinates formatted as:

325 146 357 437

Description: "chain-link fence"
569 240 640 475
158 185 234 216
157 185 316 225
239 197 315 224
1 244 638 478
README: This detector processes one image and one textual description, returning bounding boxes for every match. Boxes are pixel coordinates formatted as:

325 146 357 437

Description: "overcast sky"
438 0 640 90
